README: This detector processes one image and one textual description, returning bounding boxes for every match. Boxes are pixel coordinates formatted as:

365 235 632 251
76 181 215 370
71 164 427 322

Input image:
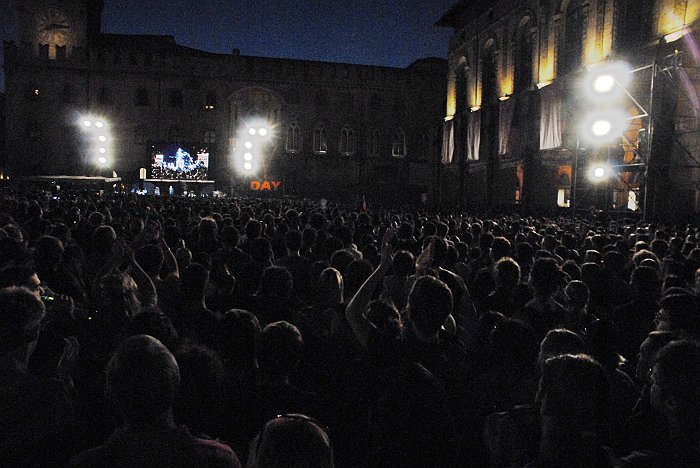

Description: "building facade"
3 0 447 203
438 0 700 220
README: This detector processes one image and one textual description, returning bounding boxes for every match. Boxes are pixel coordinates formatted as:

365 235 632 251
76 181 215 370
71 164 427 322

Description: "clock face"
36 8 71 45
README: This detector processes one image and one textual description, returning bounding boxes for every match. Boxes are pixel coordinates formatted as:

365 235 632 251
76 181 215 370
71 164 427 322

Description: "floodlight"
243 162 253 171
97 156 108 165
83 120 92 128
593 74 615 93
580 110 629 145
98 147 107 154
98 135 107 142
95 121 104 128
244 141 253 149
259 128 268 137
591 120 612 137
248 128 257 135
583 62 631 101
589 164 611 182
243 152 253 161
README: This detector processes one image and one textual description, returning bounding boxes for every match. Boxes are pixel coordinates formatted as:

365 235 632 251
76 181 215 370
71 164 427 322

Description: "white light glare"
243 162 253 171
244 141 253 149
97 156 108 165
593 74 615 93
583 62 631 100
98 147 107 154
83 120 92 128
243 152 253 161
95 121 104 128
258 128 268 137
581 110 629 145
593 167 606 179
591 120 612 137
98 135 107 142
248 128 257 135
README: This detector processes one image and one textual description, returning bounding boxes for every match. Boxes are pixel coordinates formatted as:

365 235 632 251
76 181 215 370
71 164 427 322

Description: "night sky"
0 0 458 92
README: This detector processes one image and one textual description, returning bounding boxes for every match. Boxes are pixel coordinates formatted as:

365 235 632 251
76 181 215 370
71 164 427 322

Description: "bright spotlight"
591 120 612 137
243 162 253 171
83 120 92 128
98 135 107 142
248 128 257 135
97 156 108 165
593 74 615 93
258 128 268 137
95 121 104 128
581 110 629 145
583 62 631 100
244 141 253 149
243 152 253 161
594 167 606 178
98 147 107 154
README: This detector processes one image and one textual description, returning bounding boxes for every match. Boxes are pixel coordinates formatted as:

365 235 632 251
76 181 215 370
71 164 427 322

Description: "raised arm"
345 228 394 348
125 246 157 309
155 221 179 278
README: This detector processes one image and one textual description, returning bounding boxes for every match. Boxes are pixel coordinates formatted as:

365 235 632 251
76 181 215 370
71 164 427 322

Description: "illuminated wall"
657 0 700 39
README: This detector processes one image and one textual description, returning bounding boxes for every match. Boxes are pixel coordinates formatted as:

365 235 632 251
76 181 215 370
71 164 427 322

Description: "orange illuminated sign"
250 180 282 191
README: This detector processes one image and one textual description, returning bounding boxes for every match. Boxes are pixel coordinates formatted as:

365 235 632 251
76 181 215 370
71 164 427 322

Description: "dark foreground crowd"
0 190 699 467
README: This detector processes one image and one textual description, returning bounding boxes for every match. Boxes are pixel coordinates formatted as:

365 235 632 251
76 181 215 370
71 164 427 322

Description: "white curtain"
540 85 562 150
441 120 454 164
467 110 481 161
499 98 516 155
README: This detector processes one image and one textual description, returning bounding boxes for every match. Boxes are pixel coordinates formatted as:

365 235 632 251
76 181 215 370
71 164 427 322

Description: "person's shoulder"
68 445 110 467
615 450 664 468
188 434 242 467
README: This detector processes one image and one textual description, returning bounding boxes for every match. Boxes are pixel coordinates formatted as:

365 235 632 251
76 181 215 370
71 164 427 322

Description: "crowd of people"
0 189 699 467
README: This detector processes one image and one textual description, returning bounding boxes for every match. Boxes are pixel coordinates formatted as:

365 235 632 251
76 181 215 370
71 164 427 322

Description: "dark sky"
0 0 457 92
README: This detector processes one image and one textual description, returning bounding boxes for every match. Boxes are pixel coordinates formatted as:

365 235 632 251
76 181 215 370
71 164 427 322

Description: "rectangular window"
557 188 571 208
628 190 639 211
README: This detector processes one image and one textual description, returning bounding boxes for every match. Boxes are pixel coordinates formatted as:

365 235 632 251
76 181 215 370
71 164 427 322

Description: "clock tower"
17 0 103 59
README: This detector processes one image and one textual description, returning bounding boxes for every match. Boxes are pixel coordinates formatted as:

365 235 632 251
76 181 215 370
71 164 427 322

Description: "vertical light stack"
235 120 273 176
579 62 632 181
80 117 112 168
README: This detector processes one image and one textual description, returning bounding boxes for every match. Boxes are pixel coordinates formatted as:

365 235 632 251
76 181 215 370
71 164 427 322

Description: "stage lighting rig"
79 115 113 167
235 119 274 175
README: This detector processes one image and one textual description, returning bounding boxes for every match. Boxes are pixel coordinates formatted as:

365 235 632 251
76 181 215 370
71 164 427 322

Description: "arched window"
481 45 499 106
56 45 67 61
456 64 469 114
514 19 535 91
392 130 406 158
369 128 381 157
135 88 149 107
560 0 585 75
98 86 112 105
339 125 355 155
286 123 301 153
204 130 216 144
313 125 327 154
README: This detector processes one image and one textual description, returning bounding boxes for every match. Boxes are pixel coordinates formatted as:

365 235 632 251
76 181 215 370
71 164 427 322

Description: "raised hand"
380 227 395 267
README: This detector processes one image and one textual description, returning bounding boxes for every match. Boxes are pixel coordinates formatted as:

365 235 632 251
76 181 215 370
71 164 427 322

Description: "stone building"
438 0 700 219
3 0 447 203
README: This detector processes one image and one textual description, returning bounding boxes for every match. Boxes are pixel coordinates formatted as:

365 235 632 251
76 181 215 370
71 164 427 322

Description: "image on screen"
150 144 210 180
